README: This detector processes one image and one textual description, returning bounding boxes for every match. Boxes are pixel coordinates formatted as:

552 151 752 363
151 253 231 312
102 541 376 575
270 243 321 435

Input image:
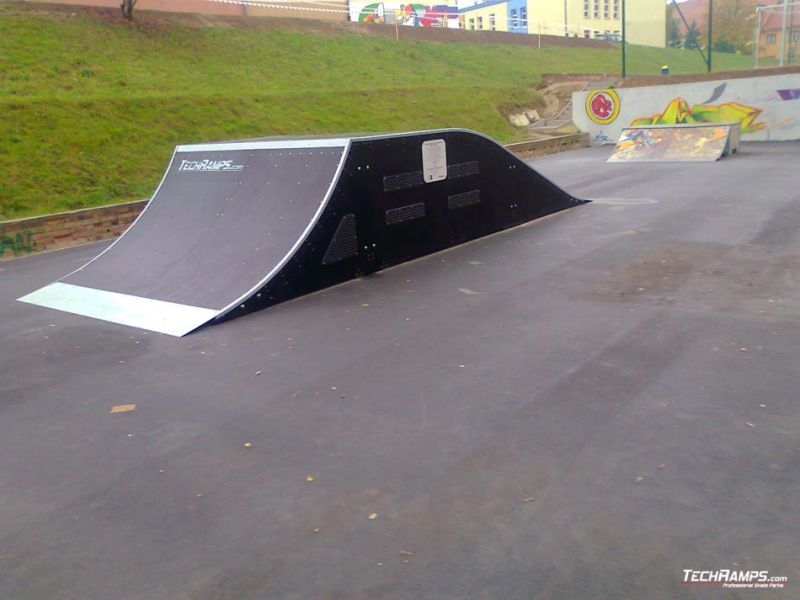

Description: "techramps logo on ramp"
178 159 244 172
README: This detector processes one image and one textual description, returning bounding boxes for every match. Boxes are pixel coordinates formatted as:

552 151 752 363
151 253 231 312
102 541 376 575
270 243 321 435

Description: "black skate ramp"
19 129 584 335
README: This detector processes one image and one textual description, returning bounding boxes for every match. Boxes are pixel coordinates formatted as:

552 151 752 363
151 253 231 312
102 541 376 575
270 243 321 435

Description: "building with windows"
507 0 527 33
757 8 800 61
459 0 664 47
620 0 665 47
460 0 509 32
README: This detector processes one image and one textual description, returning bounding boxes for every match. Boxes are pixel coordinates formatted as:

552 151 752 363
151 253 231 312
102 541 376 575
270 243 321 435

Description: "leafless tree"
121 0 137 20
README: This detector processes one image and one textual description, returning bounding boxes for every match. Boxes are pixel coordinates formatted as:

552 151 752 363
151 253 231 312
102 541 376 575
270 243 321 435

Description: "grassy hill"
0 2 753 218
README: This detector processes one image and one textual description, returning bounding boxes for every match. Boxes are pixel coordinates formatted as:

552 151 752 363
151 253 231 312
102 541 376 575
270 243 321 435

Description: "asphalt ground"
1 142 798 599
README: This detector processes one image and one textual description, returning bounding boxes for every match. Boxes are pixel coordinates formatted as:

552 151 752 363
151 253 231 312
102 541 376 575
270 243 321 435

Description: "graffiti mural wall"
572 73 800 145
349 1 459 28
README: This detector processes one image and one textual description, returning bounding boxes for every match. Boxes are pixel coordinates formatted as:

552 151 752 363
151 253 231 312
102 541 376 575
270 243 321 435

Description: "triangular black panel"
322 214 358 265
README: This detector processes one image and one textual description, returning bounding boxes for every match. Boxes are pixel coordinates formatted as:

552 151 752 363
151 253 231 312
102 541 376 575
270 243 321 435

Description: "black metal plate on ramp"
19 130 586 335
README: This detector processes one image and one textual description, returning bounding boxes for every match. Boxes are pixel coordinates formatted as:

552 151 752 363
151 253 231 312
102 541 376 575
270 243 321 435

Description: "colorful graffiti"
777 89 800 101
0 231 34 258
585 89 621 125
631 97 765 134
358 3 384 23
356 3 456 27
608 126 730 162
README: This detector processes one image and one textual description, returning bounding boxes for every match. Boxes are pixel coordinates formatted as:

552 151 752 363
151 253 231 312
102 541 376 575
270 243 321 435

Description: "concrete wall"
349 1 459 28
38 0 349 20
573 72 800 145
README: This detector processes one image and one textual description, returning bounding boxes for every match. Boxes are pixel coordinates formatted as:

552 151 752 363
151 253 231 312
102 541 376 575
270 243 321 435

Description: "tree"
121 0 137 20
684 20 701 49
666 3 683 48
714 39 737 53
700 0 759 55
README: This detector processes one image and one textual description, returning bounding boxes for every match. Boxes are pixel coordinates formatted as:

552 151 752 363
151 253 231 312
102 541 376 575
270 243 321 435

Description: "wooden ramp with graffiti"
608 123 741 163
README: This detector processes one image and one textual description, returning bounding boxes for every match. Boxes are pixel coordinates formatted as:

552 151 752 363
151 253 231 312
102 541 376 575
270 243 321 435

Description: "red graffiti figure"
590 93 614 119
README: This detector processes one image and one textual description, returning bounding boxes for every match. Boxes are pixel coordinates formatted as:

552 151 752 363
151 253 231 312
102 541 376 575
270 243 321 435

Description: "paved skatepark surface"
1 142 798 599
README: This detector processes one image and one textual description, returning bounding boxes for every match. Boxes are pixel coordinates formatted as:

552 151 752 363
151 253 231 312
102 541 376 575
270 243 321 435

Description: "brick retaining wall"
619 65 800 88
505 133 589 158
0 200 147 260
541 73 616 84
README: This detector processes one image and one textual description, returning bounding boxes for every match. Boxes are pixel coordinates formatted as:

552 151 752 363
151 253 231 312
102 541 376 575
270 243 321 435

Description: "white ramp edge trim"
176 139 350 152
18 283 219 337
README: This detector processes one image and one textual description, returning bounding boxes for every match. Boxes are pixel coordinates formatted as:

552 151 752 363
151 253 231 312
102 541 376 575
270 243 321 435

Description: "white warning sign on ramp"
422 139 447 183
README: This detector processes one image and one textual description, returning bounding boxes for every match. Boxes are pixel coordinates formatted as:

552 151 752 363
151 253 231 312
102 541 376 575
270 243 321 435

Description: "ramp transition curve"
20 129 586 335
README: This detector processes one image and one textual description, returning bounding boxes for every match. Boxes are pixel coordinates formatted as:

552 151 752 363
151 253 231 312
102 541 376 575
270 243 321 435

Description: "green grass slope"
0 3 753 218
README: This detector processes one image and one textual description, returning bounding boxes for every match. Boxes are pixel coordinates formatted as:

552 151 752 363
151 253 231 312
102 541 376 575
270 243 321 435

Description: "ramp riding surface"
608 123 737 162
19 130 583 335
2 142 798 599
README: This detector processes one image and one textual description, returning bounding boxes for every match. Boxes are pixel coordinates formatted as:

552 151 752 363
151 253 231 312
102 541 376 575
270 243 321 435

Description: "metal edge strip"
18 282 219 337
213 140 353 319
176 139 350 152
